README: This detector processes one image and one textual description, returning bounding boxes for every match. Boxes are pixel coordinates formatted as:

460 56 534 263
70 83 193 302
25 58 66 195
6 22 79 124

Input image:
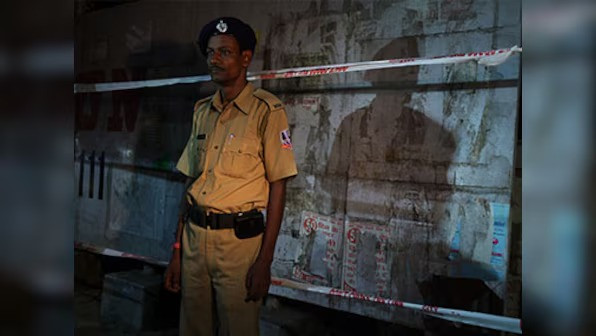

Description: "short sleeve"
176 138 195 177
177 132 208 178
262 108 298 182
176 99 209 178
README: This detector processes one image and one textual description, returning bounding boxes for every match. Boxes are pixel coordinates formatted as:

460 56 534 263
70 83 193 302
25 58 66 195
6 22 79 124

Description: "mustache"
209 66 224 72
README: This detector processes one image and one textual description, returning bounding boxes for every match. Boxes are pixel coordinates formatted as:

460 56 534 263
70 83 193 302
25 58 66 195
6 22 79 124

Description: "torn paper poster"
490 202 510 281
343 220 395 297
292 211 344 287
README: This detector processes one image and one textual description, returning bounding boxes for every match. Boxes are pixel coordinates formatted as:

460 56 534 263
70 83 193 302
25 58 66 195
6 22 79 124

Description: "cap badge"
216 20 228 33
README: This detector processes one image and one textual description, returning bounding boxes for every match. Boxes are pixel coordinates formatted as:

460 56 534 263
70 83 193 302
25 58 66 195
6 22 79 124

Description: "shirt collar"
211 82 254 115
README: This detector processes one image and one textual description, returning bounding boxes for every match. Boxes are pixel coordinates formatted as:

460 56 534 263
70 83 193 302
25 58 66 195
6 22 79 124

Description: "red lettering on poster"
347 228 359 244
303 217 317 234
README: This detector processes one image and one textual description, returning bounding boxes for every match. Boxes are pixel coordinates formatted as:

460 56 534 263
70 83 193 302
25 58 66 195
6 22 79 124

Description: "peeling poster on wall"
292 211 344 288
342 220 395 297
490 202 510 281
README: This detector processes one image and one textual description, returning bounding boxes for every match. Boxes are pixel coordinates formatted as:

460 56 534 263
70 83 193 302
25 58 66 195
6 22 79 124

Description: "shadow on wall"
322 36 504 333
322 36 456 302
325 36 456 218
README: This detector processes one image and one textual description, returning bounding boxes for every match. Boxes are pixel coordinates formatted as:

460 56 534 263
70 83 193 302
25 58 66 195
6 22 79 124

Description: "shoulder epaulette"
253 88 284 112
193 95 213 111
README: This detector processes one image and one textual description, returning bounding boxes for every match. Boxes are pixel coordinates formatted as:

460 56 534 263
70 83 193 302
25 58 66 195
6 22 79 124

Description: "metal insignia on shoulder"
216 20 228 33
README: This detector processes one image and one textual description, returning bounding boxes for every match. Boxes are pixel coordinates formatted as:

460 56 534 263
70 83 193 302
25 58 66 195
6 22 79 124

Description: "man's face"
206 34 251 85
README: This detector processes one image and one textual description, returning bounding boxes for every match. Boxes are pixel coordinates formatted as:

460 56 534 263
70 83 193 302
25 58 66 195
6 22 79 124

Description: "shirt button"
208 169 212 173
214 145 219 150
238 149 243 153
202 191 206 195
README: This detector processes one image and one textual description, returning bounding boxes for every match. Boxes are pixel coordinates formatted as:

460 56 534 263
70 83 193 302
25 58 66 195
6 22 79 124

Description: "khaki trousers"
180 221 263 336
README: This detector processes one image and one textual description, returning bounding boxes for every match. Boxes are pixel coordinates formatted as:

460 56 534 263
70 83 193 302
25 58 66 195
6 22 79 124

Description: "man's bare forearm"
257 178 287 264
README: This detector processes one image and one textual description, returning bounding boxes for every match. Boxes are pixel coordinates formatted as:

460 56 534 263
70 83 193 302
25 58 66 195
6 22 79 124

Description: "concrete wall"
75 0 520 328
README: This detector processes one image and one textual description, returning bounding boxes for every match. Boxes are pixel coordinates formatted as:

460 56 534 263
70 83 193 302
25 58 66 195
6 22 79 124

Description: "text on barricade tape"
270 277 522 334
74 46 521 93
74 242 521 334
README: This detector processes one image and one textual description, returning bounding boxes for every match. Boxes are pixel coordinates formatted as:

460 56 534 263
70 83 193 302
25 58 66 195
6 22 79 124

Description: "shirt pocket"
218 136 261 178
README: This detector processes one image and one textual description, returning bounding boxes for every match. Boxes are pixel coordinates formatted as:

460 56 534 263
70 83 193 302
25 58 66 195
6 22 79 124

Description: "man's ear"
241 50 253 68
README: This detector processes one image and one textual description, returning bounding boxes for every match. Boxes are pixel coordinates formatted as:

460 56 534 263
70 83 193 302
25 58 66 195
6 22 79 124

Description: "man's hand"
244 178 287 302
245 258 271 302
164 251 181 293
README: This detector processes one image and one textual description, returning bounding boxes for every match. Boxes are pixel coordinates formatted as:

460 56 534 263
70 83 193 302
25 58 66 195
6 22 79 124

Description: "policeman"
164 17 298 336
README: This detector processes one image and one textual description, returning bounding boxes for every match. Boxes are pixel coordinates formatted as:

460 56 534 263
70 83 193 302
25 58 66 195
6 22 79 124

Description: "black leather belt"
188 206 259 230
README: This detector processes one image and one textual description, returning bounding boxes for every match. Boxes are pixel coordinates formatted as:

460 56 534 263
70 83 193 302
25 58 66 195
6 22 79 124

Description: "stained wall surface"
75 0 521 327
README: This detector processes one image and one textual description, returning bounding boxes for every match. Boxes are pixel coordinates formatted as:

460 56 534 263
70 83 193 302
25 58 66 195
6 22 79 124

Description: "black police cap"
197 17 256 56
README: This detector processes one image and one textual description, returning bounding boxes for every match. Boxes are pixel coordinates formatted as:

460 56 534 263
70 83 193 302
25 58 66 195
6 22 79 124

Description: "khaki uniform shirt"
176 82 298 214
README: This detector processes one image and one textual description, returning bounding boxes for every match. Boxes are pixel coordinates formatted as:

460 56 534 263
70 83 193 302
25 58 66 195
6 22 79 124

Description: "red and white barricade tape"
74 46 521 93
271 277 522 334
75 242 521 334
